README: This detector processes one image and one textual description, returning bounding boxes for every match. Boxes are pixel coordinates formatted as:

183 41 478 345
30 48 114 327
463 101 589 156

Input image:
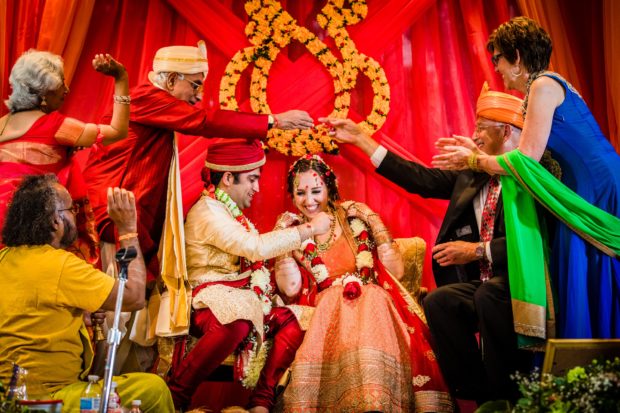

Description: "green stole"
497 150 620 348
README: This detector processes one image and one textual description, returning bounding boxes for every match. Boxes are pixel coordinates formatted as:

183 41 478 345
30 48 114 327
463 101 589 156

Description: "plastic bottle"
129 399 143 413
106 381 122 413
6 363 28 400
79 375 101 413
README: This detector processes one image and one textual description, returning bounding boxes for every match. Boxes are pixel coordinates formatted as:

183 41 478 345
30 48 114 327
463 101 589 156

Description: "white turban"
148 40 208 84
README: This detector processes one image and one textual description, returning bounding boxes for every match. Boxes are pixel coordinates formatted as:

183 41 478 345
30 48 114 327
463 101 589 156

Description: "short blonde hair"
5 50 64 112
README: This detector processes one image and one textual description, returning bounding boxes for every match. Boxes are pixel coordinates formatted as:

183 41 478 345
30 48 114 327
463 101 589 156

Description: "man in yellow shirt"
0 174 174 412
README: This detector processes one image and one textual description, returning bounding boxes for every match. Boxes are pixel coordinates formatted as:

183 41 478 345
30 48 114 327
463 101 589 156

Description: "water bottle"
129 399 143 413
107 381 122 413
6 363 28 400
79 375 101 413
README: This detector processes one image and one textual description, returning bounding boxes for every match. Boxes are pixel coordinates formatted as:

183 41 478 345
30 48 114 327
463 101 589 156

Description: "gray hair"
152 72 172 89
4 50 64 112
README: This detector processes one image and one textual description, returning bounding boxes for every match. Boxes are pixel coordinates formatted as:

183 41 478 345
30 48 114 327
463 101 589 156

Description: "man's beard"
59 214 78 249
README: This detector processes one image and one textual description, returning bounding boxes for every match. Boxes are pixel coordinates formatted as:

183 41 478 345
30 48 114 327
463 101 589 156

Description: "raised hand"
308 211 331 236
345 201 375 221
92 53 127 80
106 187 137 235
274 110 314 130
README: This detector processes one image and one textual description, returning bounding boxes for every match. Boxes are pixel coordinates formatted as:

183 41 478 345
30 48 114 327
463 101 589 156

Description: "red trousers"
168 306 304 410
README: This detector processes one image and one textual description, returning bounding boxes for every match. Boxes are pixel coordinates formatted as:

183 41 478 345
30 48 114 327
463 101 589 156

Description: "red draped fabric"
1 0 616 288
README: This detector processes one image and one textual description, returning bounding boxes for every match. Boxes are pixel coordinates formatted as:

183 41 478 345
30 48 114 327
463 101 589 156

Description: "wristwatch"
267 114 276 129
475 242 485 260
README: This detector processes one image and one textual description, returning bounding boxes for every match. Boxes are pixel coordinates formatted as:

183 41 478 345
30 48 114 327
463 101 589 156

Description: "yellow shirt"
0 245 114 392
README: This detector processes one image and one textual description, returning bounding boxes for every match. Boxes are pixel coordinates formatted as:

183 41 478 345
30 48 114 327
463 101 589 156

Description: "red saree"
0 112 98 263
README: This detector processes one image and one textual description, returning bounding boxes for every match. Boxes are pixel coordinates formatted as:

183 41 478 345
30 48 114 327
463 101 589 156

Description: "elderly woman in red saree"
0 50 129 262
273 155 453 412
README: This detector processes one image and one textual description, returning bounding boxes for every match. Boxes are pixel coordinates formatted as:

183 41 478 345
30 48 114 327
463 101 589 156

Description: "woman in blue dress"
432 16 620 339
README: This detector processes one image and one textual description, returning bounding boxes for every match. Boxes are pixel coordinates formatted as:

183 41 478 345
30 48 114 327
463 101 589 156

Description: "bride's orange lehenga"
280 210 453 412
0 112 99 263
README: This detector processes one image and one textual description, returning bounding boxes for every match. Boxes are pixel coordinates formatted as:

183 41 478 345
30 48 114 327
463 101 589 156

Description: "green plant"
477 357 620 413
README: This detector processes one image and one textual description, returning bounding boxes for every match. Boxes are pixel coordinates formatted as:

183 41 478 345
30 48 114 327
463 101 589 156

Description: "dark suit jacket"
377 150 507 287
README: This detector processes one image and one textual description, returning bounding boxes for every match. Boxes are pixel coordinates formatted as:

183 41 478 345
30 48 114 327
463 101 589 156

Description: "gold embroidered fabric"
0 141 66 165
414 390 455 413
284 304 314 331
54 117 85 146
280 284 413 412
192 283 264 334
185 195 302 332
185 196 301 288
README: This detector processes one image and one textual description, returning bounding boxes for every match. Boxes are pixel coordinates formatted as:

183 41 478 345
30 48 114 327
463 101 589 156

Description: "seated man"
322 83 530 403
167 139 330 412
0 175 173 412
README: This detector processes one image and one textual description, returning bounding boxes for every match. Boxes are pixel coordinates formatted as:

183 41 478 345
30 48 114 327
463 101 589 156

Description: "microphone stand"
99 246 137 413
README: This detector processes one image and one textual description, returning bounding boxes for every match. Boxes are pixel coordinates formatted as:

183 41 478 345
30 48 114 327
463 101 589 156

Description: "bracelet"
467 153 481 171
118 232 138 241
113 95 131 105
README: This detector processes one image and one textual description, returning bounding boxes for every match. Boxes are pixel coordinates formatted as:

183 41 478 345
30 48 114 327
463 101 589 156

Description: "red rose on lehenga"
305 243 316 253
343 280 362 300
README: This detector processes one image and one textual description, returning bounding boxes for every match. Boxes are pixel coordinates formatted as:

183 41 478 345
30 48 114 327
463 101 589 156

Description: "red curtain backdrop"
1 0 617 288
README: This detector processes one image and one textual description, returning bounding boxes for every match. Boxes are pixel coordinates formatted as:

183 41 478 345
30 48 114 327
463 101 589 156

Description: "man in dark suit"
320 83 526 404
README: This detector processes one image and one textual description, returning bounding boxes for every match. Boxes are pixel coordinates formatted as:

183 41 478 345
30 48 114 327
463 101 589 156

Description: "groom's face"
226 167 261 210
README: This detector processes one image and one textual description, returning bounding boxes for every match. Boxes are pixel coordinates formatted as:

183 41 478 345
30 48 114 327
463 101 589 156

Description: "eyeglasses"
58 203 80 215
177 74 203 95
491 53 503 66
475 122 504 133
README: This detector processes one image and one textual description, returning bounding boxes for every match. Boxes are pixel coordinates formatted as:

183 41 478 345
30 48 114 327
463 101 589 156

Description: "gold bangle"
468 153 480 171
118 232 138 241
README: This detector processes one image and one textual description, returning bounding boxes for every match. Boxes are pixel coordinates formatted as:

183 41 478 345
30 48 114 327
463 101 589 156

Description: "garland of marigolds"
219 0 390 156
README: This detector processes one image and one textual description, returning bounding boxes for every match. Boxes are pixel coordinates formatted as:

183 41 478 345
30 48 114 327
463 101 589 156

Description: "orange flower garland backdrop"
219 0 390 156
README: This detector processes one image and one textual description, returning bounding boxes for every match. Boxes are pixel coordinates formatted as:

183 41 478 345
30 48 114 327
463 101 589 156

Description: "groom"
167 138 330 412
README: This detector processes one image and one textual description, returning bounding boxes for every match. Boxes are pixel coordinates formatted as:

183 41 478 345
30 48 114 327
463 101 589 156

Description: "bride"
274 154 453 412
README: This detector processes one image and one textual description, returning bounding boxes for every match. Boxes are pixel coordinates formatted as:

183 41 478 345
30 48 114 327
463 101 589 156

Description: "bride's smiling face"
293 170 329 219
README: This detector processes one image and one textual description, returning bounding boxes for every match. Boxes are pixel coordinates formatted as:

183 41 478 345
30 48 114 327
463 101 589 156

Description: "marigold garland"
219 0 390 156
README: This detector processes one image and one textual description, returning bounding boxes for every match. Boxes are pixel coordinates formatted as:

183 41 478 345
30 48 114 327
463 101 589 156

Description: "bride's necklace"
315 210 336 253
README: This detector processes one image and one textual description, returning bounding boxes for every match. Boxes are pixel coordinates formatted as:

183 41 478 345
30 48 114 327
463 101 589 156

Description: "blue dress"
542 72 620 338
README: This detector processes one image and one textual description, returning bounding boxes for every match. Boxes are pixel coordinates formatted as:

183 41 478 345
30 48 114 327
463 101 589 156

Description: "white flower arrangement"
250 267 271 291
312 264 329 284
349 218 365 237
356 250 374 270
342 273 363 287
300 238 313 251
241 339 272 388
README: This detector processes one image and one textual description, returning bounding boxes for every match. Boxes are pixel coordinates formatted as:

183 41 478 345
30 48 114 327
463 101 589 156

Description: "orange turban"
476 82 524 129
